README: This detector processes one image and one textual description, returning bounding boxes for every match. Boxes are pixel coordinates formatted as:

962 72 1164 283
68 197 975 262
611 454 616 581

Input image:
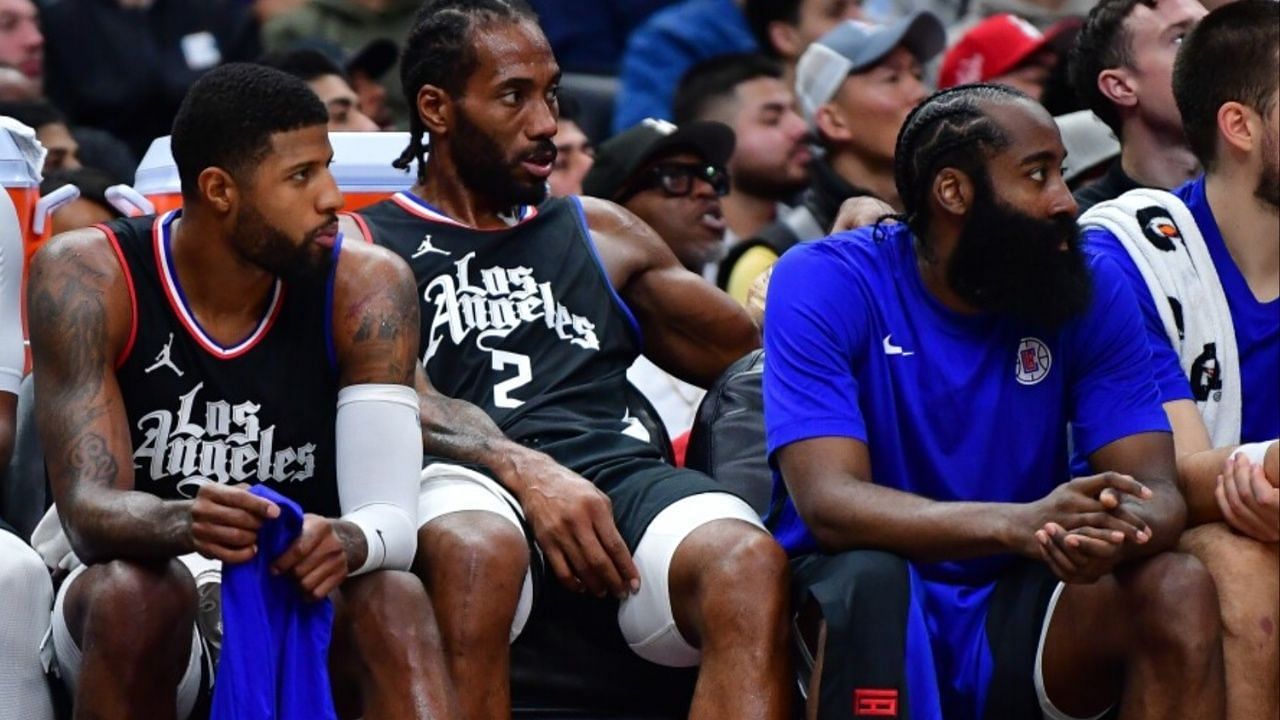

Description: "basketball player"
764 84 1224 720
344 2 791 718
28 64 458 719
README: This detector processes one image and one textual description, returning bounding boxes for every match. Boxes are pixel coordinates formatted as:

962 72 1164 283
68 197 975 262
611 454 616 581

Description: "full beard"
233 204 333 284
451 106 550 208
948 179 1093 329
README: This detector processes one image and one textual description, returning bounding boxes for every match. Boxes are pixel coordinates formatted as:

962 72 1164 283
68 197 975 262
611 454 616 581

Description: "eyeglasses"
618 162 730 202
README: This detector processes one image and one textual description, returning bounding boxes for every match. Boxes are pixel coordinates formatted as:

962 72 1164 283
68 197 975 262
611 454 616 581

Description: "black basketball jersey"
105 212 341 516
357 192 643 444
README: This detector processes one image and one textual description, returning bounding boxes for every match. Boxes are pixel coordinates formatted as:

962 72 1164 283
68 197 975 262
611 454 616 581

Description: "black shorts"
792 551 1078 720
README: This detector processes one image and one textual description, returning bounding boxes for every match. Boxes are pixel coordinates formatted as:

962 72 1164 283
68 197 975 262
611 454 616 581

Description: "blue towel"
211 485 338 720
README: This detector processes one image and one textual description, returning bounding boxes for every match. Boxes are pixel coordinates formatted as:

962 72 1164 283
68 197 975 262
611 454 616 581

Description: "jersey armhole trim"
569 195 644 354
324 233 345 374
96 223 137 369
344 211 374 244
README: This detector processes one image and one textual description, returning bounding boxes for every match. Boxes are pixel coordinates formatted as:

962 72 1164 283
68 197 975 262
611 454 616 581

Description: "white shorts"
417 463 764 667
49 554 217 720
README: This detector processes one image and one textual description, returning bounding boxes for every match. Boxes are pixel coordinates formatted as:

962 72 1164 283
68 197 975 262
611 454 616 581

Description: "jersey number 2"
491 350 532 409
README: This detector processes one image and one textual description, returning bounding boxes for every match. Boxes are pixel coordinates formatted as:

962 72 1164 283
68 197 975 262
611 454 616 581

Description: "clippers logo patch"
853 688 899 716
1015 337 1052 385
1136 206 1182 252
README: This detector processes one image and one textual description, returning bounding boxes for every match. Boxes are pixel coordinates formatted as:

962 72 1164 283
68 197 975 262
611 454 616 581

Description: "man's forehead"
266 124 332 161
0 0 35 16
985 99 1065 157
1131 0 1205 35
471 20 557 84
735 76 792 109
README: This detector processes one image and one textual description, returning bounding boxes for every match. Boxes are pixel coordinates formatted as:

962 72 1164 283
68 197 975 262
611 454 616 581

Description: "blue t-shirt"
763 224 1169 718
1083 176 1280 443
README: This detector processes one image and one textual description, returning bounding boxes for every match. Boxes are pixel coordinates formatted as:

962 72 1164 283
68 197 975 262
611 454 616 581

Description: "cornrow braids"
393 0 538 181
892 83 1025 246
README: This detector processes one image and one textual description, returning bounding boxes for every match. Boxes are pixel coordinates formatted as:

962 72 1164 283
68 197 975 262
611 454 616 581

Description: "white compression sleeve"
335 383 422 576
0 188 23 396
1234 440 1276 467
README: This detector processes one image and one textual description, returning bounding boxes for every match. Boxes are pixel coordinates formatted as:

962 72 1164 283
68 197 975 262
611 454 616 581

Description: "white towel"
1080 188 1241 446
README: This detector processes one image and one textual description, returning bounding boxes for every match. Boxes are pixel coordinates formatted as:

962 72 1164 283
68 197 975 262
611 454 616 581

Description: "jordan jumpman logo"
145 333 184 376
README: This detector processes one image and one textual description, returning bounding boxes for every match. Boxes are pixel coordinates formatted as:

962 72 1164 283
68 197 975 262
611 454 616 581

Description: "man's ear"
1097 67 1138 110
932 167 975 218
417 84 452 136
816 103 852 144
1216 100 1259 157
767 20 803 60
197 167 237 216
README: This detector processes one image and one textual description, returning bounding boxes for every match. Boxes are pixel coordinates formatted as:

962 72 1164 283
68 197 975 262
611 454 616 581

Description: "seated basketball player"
764 84 1225 720
342 1 792 718
28 64 458 719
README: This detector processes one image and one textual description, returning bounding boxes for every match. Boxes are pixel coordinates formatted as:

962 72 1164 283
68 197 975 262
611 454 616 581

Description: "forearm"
64 491 194 564
1176 442 1278 527
418 386 539 495
801 481 1021 561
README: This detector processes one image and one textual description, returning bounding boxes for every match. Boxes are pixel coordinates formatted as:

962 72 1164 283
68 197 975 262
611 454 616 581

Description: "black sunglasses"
618 162 730 202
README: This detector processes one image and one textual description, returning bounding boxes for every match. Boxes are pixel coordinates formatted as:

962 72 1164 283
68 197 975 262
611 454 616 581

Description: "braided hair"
394 0 538 181
889 83 1027 249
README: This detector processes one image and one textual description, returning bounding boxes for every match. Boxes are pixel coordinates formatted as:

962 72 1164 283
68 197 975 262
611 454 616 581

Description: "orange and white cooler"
135 132 420 214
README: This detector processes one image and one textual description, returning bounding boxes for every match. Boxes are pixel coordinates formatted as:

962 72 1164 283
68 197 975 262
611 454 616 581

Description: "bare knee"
416 512 529 592
72 559 195 659
1181 524 1279 646
1125 552 1222 659
692 522 789 615
340 570 437 655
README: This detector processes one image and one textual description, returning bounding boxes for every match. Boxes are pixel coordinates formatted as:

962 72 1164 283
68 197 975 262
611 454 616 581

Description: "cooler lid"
134 132 424 195
0 122 40 187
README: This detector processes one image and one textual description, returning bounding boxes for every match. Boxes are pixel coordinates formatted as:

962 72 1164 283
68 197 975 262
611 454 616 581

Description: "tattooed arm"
268 242 423 598
28 229 195 564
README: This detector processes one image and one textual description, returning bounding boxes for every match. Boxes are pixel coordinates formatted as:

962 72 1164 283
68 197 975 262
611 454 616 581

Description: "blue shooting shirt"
211 485 337 720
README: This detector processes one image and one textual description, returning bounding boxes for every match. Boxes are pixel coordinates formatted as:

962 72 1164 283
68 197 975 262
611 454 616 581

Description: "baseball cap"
1055 109 1120 183
938 14 1075 89
795 12 947 122
289 37 398 81
582 118 735 200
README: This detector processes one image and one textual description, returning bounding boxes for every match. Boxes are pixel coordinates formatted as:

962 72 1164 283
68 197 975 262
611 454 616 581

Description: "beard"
233 203 333 283
1256 130 1279 210
450 105 550 208
947 177 1092 329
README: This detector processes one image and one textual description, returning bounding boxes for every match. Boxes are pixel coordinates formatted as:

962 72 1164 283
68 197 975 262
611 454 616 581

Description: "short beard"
947 174 1093 329
1256 130 1279 211
233 203 332 283
450 104 549 208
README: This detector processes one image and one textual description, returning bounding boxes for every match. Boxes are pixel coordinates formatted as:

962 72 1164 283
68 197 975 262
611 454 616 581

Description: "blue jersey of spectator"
530 0 678 75
612 0 758 134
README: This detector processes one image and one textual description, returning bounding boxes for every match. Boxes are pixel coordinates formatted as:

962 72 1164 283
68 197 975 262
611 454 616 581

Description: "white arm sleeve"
335 383 422 576
0 187 23 396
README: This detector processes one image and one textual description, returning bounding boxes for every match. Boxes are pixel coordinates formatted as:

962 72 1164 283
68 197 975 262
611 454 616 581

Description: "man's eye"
1029 167 1046 182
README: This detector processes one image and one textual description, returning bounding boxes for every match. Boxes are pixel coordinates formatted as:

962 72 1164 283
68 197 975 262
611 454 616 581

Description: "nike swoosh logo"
883 334 914 357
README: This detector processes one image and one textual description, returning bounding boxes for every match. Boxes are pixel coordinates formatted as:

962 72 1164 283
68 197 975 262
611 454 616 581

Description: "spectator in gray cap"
718 12 945 303
583 117 736 435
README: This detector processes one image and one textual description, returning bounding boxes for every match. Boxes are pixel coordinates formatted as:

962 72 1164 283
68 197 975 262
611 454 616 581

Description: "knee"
342 570 435 648
1182 524 1279 642
1128 552 1222 656
417 512 529 587
700 523 789 603
78 560 195 654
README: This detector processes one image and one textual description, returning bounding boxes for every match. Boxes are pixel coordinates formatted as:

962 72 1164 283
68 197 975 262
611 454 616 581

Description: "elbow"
794 497 854 554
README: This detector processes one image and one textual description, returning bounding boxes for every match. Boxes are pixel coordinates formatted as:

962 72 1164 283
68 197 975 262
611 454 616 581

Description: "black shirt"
359 193 650 461
107 212 341 515
1073 159 1144 215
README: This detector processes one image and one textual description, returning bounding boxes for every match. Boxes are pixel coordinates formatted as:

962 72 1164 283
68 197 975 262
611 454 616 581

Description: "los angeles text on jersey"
422 250 600 361
132 381 317 497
